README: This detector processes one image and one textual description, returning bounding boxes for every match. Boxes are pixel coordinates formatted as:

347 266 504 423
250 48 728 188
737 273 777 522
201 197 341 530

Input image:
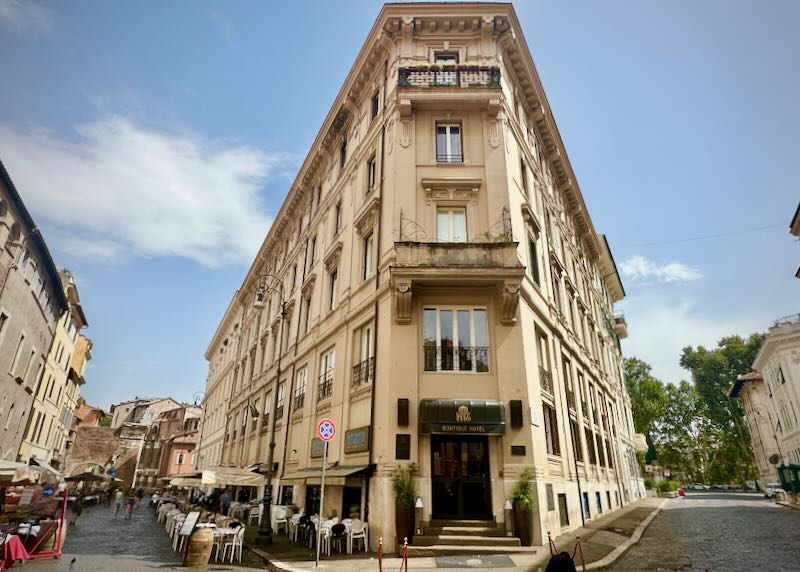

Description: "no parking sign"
317 418 336 441
315 418 336 567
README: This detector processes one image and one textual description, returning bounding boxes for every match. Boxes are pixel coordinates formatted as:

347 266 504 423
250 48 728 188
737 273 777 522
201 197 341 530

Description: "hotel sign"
419 399 506 435
344 426 370 454
310 438 325 458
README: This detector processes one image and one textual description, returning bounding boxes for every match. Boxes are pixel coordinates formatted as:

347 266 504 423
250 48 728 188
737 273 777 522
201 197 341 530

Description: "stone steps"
413 534 521 547
407 544 537 557
408 517 532 556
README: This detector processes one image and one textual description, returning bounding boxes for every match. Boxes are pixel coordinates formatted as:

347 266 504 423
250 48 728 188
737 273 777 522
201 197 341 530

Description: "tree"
679 334 764 482
624 358 668 464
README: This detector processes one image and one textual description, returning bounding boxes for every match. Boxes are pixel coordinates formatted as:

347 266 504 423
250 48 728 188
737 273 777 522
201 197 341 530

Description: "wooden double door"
431 435 491 519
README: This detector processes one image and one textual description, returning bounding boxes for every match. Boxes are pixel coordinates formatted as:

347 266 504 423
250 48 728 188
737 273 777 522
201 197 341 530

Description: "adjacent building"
18 270 89 471
198 2 642 550
109 396 180 429
136 404 201 488
0 161 69 462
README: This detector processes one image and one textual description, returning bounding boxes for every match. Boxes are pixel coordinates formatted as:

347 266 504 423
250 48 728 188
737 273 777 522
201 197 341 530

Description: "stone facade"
198 3 642 550
0 161 68 462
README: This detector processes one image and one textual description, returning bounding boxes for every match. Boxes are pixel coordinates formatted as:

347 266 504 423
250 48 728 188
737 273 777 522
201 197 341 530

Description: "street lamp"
252 273 287 545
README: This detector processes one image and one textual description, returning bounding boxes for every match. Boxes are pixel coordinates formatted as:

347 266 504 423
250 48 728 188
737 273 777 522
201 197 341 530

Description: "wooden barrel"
182 527 214 568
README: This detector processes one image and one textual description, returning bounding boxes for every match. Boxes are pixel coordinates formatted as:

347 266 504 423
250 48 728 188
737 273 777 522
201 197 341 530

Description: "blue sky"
0 0 797 408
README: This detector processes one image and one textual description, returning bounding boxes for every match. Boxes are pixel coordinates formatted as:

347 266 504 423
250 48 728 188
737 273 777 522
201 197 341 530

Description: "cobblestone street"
20 501 265 571
607 492 800 571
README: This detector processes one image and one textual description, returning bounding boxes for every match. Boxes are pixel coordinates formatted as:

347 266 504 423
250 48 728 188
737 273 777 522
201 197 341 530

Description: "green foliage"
392 464 418 508
99 416 112 427
511 469 535 507
657 480 679 492
624 357 668 465
643 478 655 490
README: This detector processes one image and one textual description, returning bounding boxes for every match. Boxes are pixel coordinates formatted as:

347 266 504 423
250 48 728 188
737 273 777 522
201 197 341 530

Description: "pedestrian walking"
219 489 232 516
124 492 136 519
111 489 124 519
69 494 84 525
135 488 144 507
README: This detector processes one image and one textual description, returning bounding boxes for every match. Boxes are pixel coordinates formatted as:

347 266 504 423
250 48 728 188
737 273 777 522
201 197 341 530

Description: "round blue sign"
42 485 55 497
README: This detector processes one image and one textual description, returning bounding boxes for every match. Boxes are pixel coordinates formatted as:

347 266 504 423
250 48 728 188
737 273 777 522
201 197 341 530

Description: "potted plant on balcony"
392 463 418 549
512 468 535 547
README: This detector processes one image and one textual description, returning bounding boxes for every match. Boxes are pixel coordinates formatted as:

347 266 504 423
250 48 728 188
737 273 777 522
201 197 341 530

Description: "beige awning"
281 465 370 485
201 466 267 487
170 477 204 487
0 460 35 484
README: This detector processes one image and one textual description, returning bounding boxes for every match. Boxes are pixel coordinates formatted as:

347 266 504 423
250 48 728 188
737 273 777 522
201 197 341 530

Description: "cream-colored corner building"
18 270 88 471
751 316 800 469
728 371 782 487
198 2 643 550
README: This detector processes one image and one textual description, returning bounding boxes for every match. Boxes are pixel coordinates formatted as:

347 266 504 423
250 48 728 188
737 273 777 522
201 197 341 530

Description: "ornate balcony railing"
318 373 333 401
260 413 269 431
275 401 284 420
398 66 501 89
423 345 489 373
566 389 576 410
539 366 553 394
352 357 375 387
294 393 305 410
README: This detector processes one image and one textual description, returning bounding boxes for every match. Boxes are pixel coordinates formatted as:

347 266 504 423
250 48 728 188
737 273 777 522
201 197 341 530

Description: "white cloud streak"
0 0 53 33
620 254 702 283
0 117 294 267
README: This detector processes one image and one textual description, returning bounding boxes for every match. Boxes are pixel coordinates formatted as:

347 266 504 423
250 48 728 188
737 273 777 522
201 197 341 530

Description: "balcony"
260 413 270 431
318 374 333 401
397 66 502 118
294 393 305 410
539 366 553 394
352 357 375 387
398 66 500 89
566 389 576 410
423 345 489 373
275 402 284 421
392 241 525 324
614 313 628 339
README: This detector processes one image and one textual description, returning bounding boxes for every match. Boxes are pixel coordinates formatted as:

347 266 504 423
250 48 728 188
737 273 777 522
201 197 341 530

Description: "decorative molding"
394 281 412 324
400 118 412 147
421 177 482 206
500 281 521 325
354 196 381 235
301 274 317 300
323 241 343 272
521 203 541 235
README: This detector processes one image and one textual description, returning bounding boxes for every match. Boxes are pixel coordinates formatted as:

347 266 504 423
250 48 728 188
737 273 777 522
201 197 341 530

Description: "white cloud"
0 117 295 267
620 254 702 283
619 295 768 385
0 0 53 33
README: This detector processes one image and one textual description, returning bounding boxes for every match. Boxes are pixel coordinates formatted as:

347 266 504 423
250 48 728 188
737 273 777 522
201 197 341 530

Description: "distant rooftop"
771 314 800 328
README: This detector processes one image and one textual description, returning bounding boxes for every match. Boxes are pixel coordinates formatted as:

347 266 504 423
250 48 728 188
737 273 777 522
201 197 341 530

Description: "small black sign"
511 445 526 456
396 434 411 460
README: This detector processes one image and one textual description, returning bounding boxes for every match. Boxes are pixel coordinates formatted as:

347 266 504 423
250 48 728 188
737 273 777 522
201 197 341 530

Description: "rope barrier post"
378 537 383 572
577 536 587 572
402 537 408 572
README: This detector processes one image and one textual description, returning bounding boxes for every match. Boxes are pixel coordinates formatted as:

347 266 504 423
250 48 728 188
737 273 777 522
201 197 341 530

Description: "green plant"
643 478 655 490
392 464 418 507
512 469 535 507
657 480 678 492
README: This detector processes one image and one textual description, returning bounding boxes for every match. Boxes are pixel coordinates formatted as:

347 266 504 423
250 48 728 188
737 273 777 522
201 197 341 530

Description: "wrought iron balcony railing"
566 389 576 410
398 66 501 89
294 393 305 410
423 345 489 373
352 357 375 387
275 401 284 420
260 413 269 431
539 366 553 394
318 373 333 401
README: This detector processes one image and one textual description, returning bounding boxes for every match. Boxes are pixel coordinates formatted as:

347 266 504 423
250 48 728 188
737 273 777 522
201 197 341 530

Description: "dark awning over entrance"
419 399 505 435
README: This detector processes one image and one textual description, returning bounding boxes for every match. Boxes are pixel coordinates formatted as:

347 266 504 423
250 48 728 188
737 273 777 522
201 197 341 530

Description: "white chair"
350 519 367 554
248 505 261 526
288 513 303 541
222 527 245 563
274 507 289 534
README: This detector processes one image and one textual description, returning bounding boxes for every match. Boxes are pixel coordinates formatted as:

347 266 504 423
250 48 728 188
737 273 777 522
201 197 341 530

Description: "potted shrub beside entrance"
512 469 535 547
392 464 418 549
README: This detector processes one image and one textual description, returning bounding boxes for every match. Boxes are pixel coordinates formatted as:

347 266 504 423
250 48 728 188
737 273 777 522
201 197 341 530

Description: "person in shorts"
112 489 124 519
124 492 136 519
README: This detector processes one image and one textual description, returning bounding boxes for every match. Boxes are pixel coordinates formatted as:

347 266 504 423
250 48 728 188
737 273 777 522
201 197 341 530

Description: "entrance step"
413 534 521 547
425 526 507 537
429 519 496 528
407 544 538 557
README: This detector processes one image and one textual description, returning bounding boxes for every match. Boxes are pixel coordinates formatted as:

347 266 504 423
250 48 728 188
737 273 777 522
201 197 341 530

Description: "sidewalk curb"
777 500 800 512
249 546 307 572
584 498 667 570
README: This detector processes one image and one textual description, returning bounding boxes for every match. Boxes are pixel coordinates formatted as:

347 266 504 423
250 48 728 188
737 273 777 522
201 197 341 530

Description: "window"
10 333 25 375
596 432 605 467
371 90 380 120
339 136 347 169
252 399 260 431
607 491 612 509
310 236 317 264
22 349 35 383
582 492 591 519
423 307 489 372
232 412 239 440
334 203 342 235
436 123 462 163
354 324 374 387
276 382 286 419
261 392 272 430
435 51 458 64
319 349 335 401
367 155 377 192
585 428 597 464
363 232 374 280
295 368 307 410
176 452 186 465
528 232 540 286
543 403 560 456
596 492 603 514
779 367 786 384
558 494 569 527
0 312 7 341
436 207 466 242
570 419 583 462
329 270 338 310
520 159 529 198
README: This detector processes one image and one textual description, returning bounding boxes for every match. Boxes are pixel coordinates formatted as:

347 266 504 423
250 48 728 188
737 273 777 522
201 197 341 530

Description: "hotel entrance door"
431 435 491 519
